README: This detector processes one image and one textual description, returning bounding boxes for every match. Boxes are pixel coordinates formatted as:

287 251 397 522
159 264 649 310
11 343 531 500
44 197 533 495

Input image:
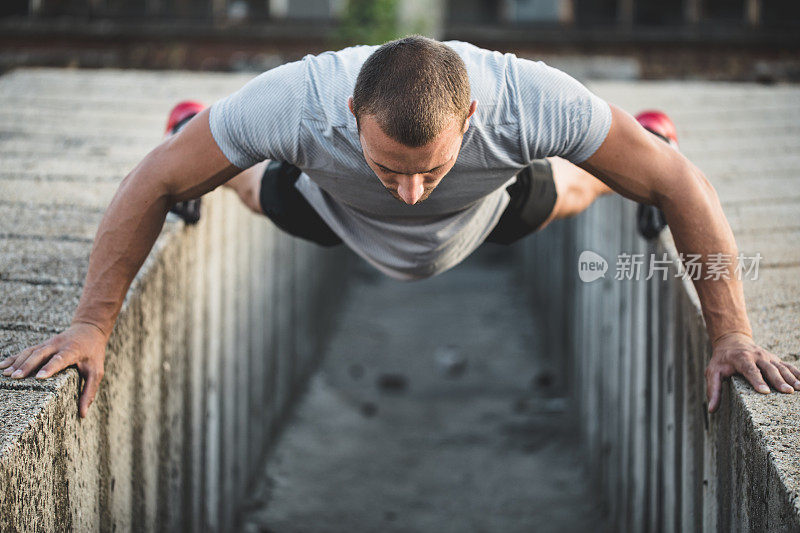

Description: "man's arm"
0 109 241 417
579 104 800 413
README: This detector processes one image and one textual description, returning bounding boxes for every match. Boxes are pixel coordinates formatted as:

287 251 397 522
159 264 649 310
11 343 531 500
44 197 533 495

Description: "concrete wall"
0 189 349 532
519 196 800 533
518 80 800 532
0 68 350 532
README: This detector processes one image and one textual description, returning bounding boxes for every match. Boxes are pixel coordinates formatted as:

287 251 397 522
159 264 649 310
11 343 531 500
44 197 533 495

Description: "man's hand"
706 332 800 413
578 105 800 415
0 109 239 419
0 323 108 418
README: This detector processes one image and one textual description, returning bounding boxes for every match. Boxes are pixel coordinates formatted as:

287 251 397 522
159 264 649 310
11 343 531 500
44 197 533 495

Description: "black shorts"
258 161 343 247
259 159 557 248
484 159 558 245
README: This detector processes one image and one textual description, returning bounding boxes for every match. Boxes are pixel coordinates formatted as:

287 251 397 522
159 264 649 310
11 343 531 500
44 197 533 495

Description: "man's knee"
549 157 609 220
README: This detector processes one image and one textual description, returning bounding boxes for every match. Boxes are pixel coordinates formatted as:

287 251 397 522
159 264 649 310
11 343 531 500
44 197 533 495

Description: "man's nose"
397 175 425 205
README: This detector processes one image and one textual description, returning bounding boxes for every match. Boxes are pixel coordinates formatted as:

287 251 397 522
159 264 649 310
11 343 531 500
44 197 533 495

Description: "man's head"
349 36 477 205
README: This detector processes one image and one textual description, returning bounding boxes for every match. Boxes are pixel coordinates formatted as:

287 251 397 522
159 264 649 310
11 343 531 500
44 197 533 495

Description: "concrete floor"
239 246 606 533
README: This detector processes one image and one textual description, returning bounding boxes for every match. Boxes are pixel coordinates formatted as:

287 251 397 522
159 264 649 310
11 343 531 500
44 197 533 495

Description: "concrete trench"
515 81 800 532
0 186 349 532
0 69 350 532
0 70 799 532
520 194 800 532
238 246 605 533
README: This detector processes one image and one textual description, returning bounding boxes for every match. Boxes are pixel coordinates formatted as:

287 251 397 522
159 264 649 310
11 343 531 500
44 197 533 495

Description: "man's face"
349 98 477 205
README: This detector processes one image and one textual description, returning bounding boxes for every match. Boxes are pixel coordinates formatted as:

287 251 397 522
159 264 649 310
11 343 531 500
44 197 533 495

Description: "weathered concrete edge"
522 194 800 531
0 210 186 530
0 188 351 531
661 229 800 527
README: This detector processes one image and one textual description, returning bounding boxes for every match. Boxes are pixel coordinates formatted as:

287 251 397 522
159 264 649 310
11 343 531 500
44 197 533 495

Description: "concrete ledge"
0 69 350 530
520 81 800 531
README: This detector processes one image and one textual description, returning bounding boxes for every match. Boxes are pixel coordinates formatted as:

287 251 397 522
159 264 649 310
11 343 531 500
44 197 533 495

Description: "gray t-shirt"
209 41 611 280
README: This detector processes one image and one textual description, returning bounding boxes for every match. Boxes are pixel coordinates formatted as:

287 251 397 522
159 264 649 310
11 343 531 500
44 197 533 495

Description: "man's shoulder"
441 41 525 124
301 44 378 79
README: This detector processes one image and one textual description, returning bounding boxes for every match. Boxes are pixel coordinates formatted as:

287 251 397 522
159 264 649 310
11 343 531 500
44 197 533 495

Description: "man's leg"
223 161 268 215
486 109 678 245
228 160 343 247
227 157 610 242
537 156 612 230
165 102 340 246
165 101 266 219
485 157 610 245
546 110 680 238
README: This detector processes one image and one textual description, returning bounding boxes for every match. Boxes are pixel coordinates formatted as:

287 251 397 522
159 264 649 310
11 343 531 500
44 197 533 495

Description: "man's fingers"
35 351 77 379
784 362 800 384
3 325 108 418
741 362 771 394
777 363 800 391
3 343 46 373
2 348 32 374
706 368 722 413
0 354 18 370
756 360 794 394
9 345 59 379
78 370 103 419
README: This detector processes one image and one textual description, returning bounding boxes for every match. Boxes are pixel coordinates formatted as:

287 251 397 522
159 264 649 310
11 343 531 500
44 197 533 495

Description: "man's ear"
348 96 355 117
463 100 478 134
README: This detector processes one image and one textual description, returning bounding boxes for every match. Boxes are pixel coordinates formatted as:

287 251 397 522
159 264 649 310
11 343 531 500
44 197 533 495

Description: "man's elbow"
655 158 719 213
690 161 718 200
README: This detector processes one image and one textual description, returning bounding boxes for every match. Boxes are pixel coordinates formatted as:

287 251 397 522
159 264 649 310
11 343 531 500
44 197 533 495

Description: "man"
2 36 798 418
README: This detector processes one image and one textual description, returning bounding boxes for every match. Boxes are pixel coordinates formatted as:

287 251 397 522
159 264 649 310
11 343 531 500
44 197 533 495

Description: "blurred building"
0 0 798 80
448 0 799 27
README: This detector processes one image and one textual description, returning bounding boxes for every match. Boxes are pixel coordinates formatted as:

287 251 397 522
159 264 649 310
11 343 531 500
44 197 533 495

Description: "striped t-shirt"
209 41 612 280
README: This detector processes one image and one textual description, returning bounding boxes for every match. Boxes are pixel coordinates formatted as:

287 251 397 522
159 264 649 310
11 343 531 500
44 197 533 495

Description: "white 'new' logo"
577 250 608 282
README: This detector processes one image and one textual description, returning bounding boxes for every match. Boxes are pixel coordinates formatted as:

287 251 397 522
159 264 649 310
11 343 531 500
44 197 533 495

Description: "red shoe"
165 101 205 224
635 110 677 240
165 100 205 135
635 110 678 147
